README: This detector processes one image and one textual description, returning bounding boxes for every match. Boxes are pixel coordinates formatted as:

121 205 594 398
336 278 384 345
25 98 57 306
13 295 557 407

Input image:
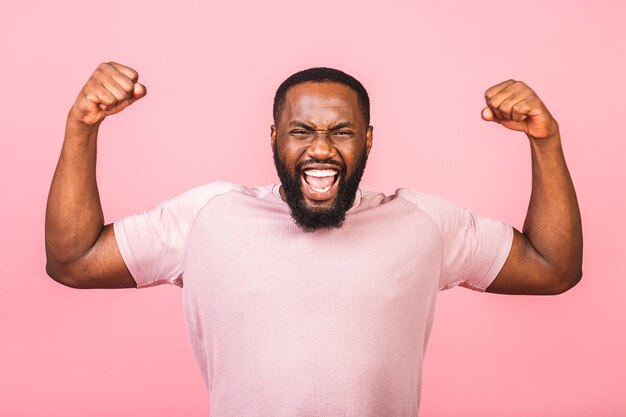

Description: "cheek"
279 141 308 168
337 143 364 173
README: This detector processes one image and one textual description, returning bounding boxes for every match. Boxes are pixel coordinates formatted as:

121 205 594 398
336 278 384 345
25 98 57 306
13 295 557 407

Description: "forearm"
45 116 105 273
523 131 583 285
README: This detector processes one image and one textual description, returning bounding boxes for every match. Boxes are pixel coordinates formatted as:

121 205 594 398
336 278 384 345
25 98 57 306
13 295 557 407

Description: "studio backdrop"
1 1 624 416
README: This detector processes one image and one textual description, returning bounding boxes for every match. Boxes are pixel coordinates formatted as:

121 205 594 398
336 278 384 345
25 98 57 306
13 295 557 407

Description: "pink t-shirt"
114 181 513 416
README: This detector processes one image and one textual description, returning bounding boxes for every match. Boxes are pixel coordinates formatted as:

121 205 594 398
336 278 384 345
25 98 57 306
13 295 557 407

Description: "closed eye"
290 129 311 136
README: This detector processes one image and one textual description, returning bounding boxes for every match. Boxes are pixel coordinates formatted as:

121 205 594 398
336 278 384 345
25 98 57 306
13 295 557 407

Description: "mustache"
296 158 345 173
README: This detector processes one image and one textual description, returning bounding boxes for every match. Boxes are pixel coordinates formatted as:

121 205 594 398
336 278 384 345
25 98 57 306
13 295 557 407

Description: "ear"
270 125 277 151
365 125 374 156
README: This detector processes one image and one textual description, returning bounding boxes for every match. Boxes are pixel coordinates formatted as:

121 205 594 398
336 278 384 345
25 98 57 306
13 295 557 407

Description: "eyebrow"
288 121 355 131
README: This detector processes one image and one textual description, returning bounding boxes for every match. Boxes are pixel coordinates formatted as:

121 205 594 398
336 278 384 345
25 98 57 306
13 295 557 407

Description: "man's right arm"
45 62 146 289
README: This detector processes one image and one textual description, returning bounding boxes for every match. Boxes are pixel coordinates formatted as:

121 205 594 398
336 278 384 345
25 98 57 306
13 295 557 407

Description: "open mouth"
300 168 340 201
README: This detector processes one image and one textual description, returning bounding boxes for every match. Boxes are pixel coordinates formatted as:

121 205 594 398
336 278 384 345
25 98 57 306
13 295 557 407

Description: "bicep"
486 228 563 295
61 224 136 289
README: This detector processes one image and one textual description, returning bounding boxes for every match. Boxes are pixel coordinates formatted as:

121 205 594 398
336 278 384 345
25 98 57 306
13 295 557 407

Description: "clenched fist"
481 80 558 140
69 62 146 127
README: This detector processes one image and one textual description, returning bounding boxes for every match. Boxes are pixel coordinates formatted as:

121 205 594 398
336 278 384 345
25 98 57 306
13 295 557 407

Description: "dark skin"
271 82 373 210
481 80 582 294
46 63 582 294
45 62 140 288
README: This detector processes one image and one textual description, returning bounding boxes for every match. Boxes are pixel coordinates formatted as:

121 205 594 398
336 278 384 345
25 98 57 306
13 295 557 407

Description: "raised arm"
45 62 146 289
481 80 582 295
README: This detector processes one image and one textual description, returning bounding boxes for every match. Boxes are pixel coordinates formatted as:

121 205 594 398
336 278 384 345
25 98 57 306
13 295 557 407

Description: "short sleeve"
397 189 514 292
113 181 236 288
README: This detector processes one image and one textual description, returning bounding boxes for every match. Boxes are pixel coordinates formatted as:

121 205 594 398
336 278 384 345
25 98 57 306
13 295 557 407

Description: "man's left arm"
480 80 582 295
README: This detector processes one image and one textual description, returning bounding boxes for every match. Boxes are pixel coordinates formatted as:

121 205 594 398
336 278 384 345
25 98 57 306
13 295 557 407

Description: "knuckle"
84 81 99 95
94 65 108 77
516 81 530 93
120 79 134 92
110 91 123 101
84 94 98 106
128 69 139 82
103 95 117 105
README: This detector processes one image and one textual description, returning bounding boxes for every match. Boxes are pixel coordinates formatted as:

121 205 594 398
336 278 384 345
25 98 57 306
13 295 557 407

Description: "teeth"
304 169 337 177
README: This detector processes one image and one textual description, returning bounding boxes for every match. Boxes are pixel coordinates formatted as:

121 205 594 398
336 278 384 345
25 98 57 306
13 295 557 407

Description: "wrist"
66 109 101 133
65 112 101 147
528 129 563 156
527 118 560 141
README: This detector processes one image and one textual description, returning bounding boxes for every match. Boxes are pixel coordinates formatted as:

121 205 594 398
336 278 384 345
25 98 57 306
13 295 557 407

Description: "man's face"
271 82 373 232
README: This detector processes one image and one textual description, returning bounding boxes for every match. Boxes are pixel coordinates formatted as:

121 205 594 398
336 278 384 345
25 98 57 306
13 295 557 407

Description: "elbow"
45 260 85 289
45 244 90 289
548 268 582 295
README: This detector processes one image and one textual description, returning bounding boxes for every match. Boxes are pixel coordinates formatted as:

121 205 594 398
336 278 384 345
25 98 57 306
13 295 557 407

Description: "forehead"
281 82 362 126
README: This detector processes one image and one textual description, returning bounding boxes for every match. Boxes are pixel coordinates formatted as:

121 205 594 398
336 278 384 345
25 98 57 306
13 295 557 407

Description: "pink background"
1 0 624 415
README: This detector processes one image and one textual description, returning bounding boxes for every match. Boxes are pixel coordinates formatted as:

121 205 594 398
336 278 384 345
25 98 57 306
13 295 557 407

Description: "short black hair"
273 67 370 126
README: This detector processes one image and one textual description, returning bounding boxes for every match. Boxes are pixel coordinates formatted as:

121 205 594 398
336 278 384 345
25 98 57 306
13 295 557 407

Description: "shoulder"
357 187 462 228
163 181 280 218
176 180 243 201
132 181 248 226
391 188 463 217
358 187 459 215
167 180 267 208
384 188 474 238
115 181 271 242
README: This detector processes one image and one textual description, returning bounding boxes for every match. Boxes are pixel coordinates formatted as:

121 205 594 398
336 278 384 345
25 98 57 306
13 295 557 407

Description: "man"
45 62 582 416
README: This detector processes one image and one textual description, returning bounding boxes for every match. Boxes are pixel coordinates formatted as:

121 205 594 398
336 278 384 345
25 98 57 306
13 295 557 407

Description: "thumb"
481 107 496 122
132 82 147 100
122 82 147 108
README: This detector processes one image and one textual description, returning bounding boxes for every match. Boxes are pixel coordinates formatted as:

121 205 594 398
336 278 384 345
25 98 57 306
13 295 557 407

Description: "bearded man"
45 62 582 416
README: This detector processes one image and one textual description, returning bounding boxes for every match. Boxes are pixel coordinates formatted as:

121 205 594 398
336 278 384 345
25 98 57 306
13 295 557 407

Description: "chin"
273 145 368 232
302 195 338 210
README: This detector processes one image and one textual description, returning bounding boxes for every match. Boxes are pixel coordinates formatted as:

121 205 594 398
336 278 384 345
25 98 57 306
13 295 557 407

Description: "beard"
273 146 368 232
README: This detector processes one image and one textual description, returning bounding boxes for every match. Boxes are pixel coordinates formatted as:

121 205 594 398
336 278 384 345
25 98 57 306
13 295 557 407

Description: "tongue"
306 175 334 190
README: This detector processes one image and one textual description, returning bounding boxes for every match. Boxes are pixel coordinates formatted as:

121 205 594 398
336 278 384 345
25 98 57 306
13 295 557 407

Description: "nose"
306 131 336 159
